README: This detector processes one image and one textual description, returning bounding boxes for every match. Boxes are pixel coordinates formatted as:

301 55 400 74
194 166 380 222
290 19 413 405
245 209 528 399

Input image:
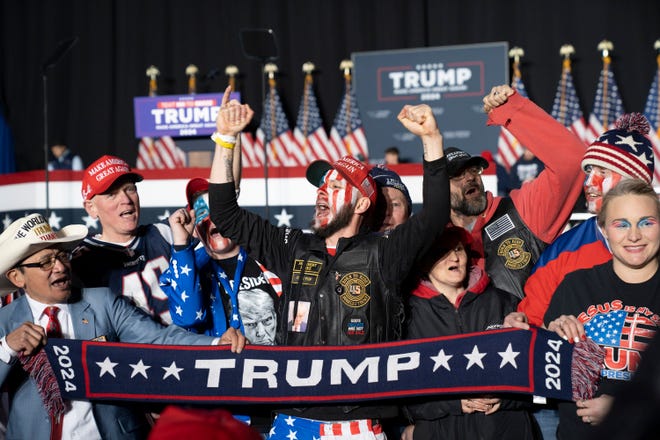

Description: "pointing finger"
220 85 232 106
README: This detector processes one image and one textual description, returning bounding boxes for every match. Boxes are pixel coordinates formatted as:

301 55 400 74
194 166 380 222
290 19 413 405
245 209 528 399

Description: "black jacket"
209 157 449 420
404 266 535 440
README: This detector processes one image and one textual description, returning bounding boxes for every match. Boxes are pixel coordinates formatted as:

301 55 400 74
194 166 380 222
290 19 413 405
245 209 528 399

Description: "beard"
311 203 355 238
450 181 487 216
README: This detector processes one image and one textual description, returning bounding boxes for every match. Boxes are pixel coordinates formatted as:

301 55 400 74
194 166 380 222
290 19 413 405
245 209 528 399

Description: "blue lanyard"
214 247 247 332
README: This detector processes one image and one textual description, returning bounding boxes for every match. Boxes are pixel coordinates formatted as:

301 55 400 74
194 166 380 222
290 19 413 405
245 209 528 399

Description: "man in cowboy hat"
0 213 245 440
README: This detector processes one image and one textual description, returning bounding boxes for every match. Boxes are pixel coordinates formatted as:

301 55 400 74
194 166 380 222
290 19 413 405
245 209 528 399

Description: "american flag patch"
484 214 515 241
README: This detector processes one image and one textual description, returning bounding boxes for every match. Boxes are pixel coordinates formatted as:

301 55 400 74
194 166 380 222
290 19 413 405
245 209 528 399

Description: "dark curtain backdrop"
1 0 659 171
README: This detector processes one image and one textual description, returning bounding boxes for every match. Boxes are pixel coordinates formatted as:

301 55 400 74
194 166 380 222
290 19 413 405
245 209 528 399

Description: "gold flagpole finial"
559 44 575 60
560 44 575 71
146 65 160 96
186 64 198 95
302 61 316 74
598 40 614 59
303 61 315 86
225 65 239 92
509 47 524 80
340 59 353 78
508 47 525 64
264 63 278 79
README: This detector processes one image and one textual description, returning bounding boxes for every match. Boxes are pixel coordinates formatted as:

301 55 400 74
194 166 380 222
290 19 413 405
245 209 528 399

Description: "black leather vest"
282 234 402 346
482 198 547 299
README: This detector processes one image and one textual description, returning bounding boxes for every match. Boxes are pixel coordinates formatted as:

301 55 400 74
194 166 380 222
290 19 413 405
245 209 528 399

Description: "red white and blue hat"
582 113 655 184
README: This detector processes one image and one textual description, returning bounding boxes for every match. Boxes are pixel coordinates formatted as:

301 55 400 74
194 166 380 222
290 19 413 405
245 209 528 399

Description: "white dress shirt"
0 296 101 440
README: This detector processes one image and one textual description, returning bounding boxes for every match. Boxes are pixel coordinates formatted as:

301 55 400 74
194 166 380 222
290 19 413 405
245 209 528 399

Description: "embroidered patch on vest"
485 213 515 241
343 314 368 340
338 272 371 308
291 259 323 286
497 237 532 270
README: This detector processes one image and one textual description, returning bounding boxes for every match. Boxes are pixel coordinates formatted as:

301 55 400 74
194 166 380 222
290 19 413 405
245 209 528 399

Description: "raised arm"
210 86 254 185
397 104 444 161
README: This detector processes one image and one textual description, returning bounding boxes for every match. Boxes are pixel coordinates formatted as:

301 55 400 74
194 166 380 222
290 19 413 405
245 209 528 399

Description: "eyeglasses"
15 251 72 271
451 166 483 181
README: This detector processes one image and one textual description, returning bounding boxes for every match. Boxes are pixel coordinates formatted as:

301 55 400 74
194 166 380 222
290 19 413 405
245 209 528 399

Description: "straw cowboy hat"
0 213 88 295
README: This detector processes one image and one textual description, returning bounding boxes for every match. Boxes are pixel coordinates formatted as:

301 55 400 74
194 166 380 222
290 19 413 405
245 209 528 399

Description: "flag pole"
509 47 524 86
145 66 159 165
339 60 354 156
597 40 614 131
301 62 315 156
558 45 576 125
654 40 660 139
263 63 280 219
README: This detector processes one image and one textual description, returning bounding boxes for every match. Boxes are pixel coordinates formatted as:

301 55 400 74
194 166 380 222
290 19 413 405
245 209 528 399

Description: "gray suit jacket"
0 287 216 440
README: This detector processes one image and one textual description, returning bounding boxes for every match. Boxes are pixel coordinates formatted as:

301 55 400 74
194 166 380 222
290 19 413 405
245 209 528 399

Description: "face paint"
193 193 210 225
313 170 360 230
583 167 623 214
192 192 235 256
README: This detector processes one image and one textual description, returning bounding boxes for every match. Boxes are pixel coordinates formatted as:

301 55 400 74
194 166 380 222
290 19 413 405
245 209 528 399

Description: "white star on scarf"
430 349 453 372
285 415 296 426
498 343 520 369
196 310 204 320
129 359 151 379
175 305 183 316
96 356 118 378
464 345 486 370
181 291 189 302
287 430 298 440
162 361 184 380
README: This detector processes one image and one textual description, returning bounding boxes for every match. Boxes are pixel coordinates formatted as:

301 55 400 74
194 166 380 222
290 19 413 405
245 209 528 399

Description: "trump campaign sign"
352 42 508 161
133 92 240 138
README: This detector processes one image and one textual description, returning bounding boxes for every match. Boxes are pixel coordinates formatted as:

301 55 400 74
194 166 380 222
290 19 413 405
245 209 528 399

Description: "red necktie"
18 306 66 440
44 306 62 338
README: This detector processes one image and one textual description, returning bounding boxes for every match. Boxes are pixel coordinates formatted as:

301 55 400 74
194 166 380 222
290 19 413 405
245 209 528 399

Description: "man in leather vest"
447 85 586 299
206 86 449 440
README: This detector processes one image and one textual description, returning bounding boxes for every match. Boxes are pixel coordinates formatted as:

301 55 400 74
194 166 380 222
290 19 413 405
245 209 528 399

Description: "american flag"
496 64 528 171
239 132 262 168
551 58 588 145
136 136 186 169
293 72 338 163
643 61 660 184
584 310 656 352
136 67 186 170
585 56 624 144
329 71 369 161
255 77 302 167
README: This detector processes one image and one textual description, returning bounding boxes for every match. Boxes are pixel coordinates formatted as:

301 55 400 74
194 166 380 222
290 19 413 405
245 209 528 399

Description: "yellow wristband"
211 132 236 150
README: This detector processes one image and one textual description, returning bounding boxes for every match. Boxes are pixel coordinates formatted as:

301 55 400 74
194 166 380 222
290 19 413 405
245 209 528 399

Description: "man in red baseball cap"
73 155 175 324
